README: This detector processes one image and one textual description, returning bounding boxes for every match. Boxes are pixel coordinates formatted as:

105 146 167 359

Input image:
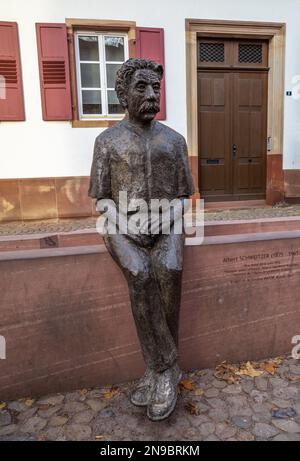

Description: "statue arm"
88 136 112 201
166 137 195 229
176 136 195 199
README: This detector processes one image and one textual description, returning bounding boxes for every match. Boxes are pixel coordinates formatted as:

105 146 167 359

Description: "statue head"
115 58 163 122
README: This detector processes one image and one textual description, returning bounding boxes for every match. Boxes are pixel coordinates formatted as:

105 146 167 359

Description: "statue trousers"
103 230 185 373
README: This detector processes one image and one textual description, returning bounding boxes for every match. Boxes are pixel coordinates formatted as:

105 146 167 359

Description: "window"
74 32 128 120
238 43 263 64
199 43 225 63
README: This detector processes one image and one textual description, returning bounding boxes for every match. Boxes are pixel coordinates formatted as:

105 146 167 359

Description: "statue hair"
115 58 163 109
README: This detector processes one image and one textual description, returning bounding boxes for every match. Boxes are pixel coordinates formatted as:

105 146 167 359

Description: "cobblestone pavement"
0 217 98 236
1 204 300 236
204 203 300 221
0 355 300 441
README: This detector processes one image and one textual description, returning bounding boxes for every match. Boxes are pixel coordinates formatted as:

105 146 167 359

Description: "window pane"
79 36 99 61
106 63 122 88
82 90 102 114
80 63 100 88
108 90 124 114
105 36 124 61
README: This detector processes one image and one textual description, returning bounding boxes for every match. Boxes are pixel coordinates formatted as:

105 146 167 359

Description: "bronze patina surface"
89 58 194 420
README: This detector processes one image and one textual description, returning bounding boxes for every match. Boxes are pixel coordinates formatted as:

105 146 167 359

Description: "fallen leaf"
261 362 276 375
214 361 240 384
0 402 6 410
79 389 88 396
194 388 204 396
185 401 200 416
215 357 285 384
272 357 284 365
197 370 207 377
236 361 264 378
260 357 283 375
25 399 35 407
180 379 195 391
103 386 119 399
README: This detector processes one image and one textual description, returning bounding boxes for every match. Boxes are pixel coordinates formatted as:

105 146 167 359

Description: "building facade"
1 0 300 222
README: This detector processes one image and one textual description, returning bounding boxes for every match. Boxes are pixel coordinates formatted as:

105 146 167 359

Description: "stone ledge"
0 225 300 400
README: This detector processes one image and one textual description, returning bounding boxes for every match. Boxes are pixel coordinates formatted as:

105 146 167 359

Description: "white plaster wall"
0 0 300 178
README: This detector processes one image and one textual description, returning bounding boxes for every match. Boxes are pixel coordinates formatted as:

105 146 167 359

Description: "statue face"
126 69 161 122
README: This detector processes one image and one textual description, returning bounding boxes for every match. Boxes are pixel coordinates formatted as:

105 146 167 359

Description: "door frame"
185 19 286 204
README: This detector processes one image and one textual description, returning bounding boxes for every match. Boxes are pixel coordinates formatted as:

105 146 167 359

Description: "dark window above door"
199 42 225 63
197 38 268 69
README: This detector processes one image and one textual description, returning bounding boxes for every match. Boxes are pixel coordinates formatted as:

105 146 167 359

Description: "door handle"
232 144 237 158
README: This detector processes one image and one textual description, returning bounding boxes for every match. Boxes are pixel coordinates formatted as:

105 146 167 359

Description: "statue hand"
127 231 151 247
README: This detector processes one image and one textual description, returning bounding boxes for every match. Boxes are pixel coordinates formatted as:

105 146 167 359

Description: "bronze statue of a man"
88 58 194 421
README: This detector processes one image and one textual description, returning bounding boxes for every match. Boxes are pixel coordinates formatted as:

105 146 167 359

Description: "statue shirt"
88 118 195 207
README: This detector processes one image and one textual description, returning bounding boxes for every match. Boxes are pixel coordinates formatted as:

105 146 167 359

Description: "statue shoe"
130 368 156 407
147 363 182 421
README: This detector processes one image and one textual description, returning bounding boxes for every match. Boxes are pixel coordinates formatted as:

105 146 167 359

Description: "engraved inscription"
223 249 300 283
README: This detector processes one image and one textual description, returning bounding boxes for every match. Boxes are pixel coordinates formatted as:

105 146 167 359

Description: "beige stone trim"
185 19 286 158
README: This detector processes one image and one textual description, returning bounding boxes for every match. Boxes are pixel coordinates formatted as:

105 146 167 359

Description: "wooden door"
197 38 268 201
232 72 268 198
197 71 231 197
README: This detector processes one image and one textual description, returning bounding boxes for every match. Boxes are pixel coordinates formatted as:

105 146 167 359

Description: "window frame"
66 19 136 128
74 31 129 120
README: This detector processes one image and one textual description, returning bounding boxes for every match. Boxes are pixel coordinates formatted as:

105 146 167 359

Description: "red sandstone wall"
0 233 300 400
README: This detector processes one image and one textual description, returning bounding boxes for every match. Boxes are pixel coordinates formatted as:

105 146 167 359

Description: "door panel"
197 72 231 196
233 72 267 196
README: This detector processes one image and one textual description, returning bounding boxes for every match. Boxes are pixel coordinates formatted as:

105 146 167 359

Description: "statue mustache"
139 101 160 113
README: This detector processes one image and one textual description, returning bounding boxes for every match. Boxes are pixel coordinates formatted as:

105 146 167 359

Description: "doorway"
197 38 268 201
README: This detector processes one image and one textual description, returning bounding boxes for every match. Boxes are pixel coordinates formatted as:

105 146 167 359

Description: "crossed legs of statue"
103 230 184 421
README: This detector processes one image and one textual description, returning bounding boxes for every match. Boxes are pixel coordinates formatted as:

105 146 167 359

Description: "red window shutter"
136 27 166 120
36 23 72 121
0 22 25 121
